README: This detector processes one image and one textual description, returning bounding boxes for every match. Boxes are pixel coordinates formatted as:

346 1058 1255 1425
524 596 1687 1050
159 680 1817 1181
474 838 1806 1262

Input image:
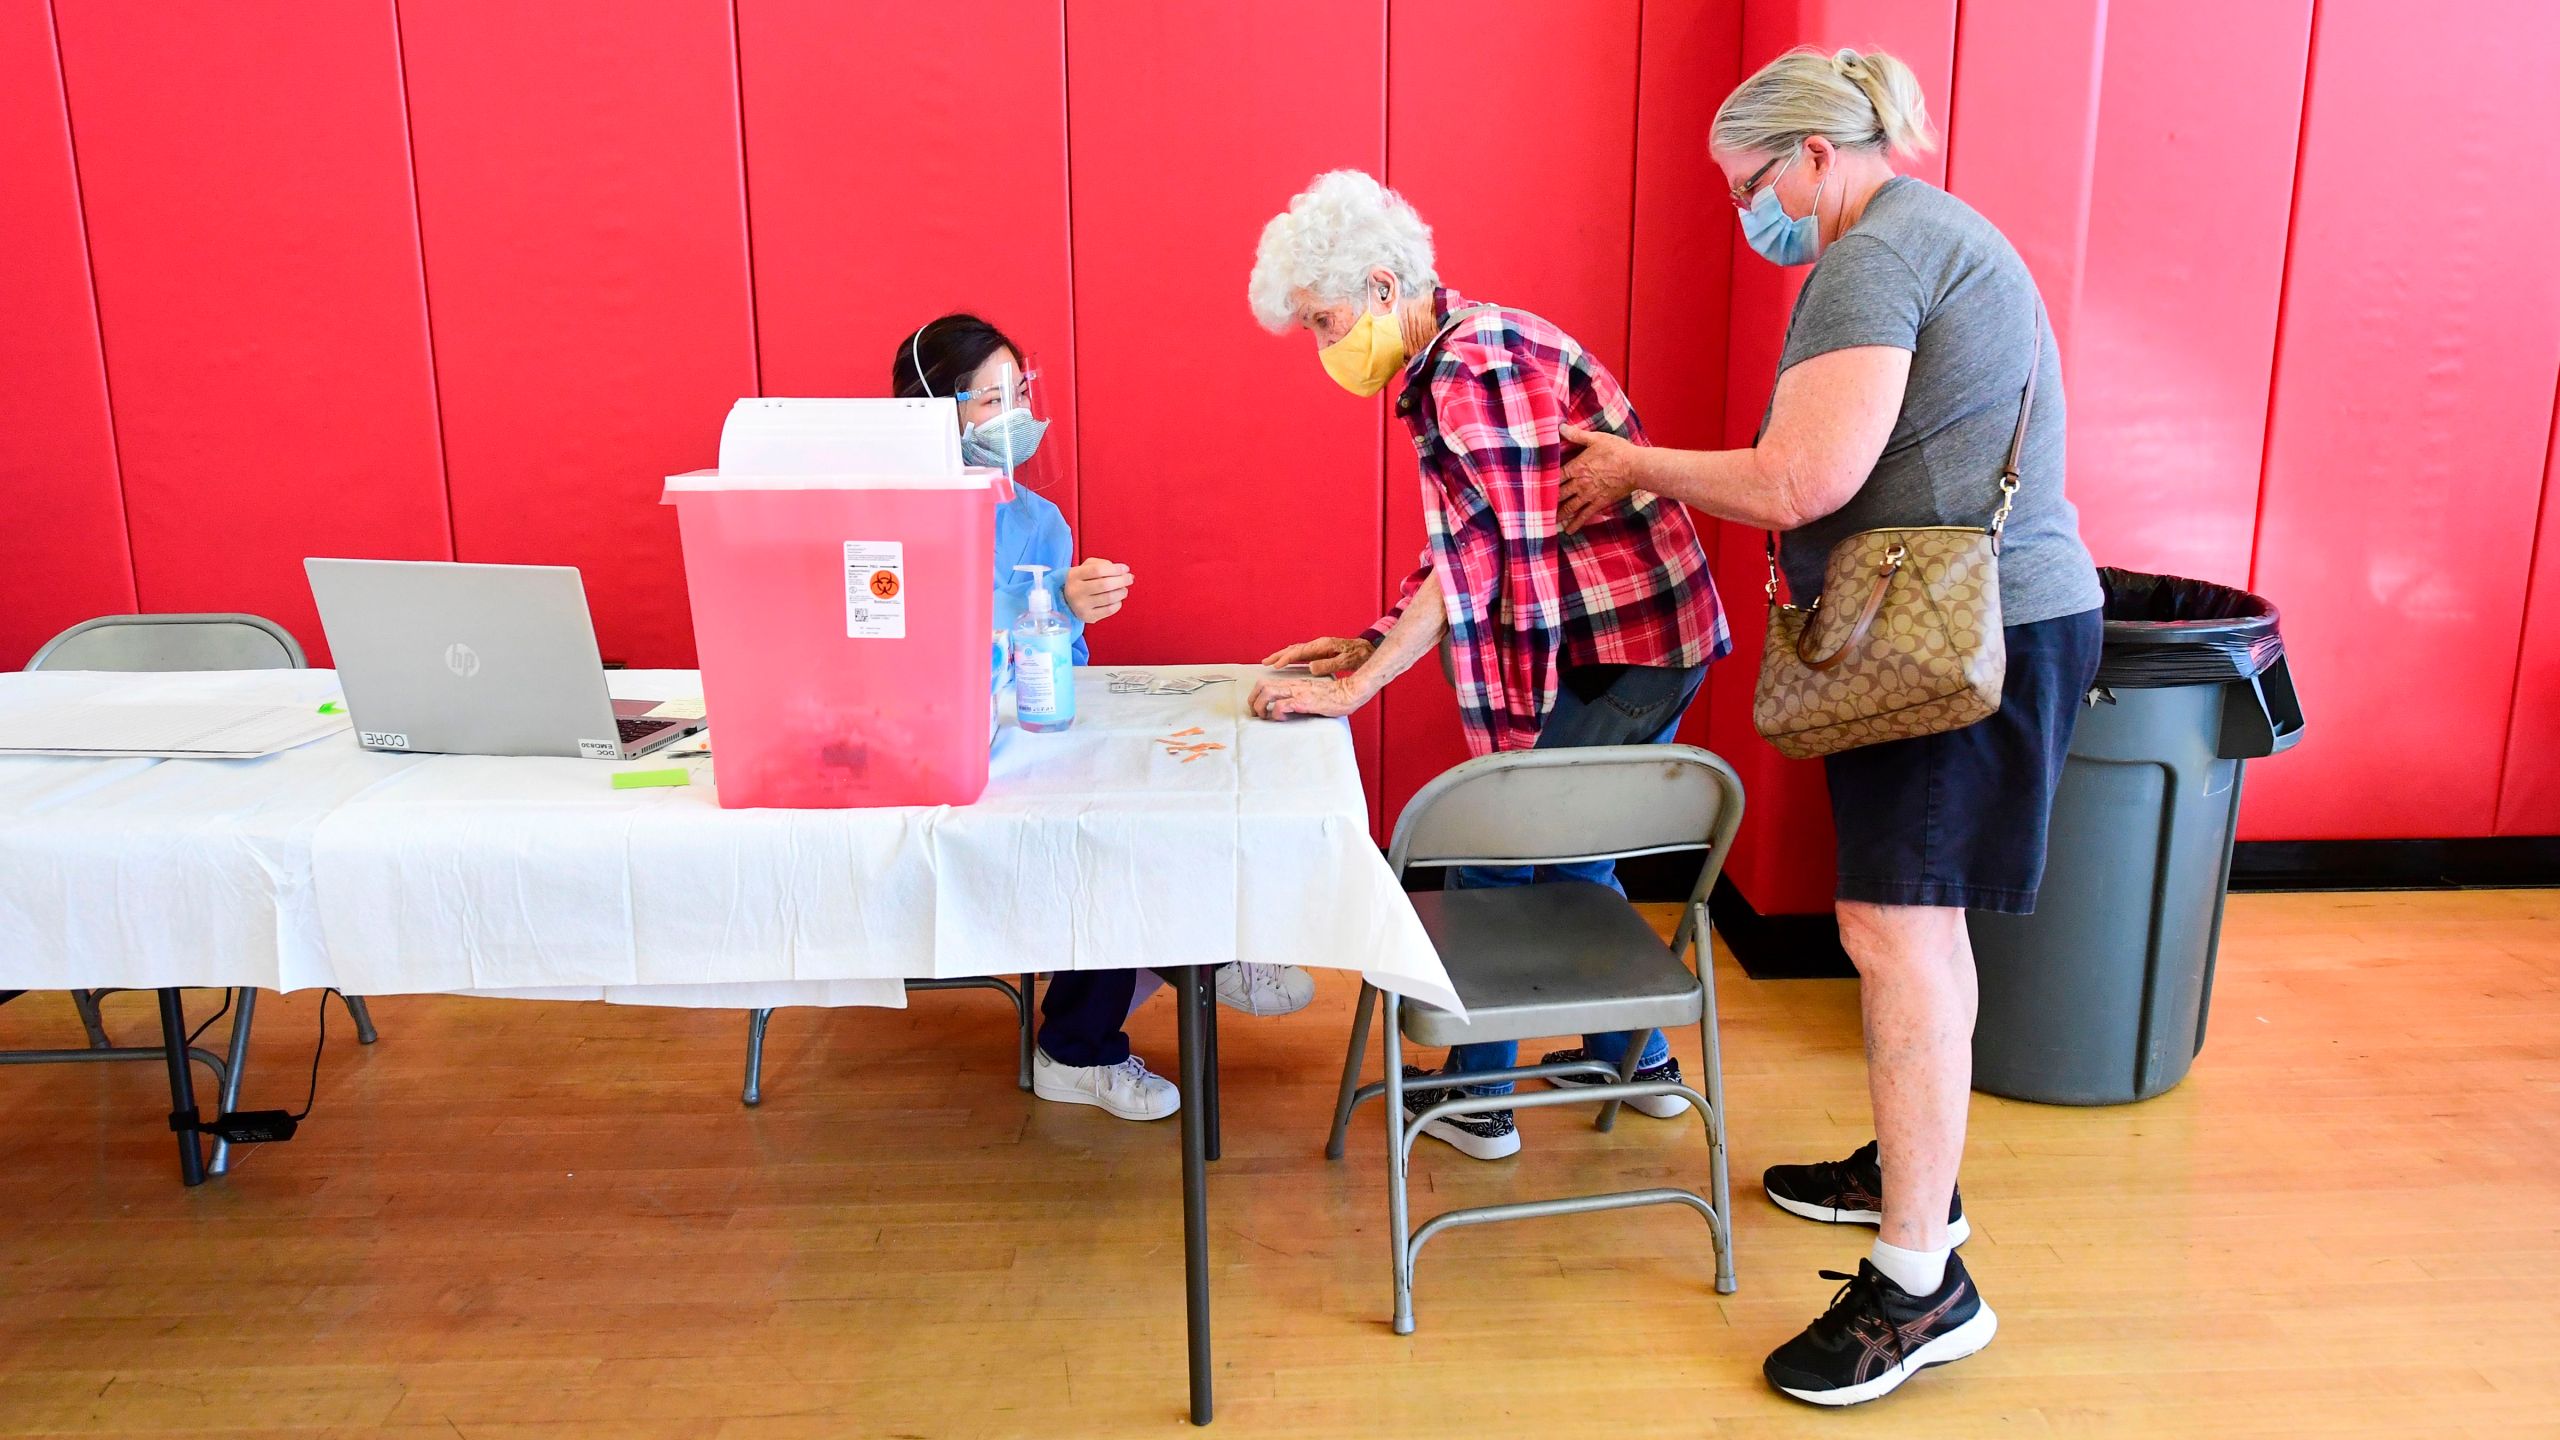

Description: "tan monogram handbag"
1751 327 2040 760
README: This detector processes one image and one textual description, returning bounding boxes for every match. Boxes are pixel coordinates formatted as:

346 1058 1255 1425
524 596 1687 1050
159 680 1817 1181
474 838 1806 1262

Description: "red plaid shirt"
1365 290 1729 756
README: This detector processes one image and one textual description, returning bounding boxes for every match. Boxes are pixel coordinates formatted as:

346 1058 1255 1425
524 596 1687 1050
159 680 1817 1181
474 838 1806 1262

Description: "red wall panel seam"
1058 0 1082 539
725 0 763 400
44 0 138 608
388 0 460 564
1942 0 1965 161
1620 0 1645 370
1375 0 1394 834
2247 0 2321 596
2493 379 2560 832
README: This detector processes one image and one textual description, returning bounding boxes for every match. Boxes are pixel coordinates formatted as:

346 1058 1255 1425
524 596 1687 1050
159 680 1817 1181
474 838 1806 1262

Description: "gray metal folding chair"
741 976 1037 1106
11 613 381 1174
1325 743 1746 1332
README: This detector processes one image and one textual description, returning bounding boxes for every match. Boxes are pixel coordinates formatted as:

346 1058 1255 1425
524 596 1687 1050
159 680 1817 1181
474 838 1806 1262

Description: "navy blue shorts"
1824 608 2103 915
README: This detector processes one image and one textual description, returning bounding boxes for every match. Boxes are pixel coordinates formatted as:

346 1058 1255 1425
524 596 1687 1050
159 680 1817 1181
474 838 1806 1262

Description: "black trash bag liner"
2093 568 2284 689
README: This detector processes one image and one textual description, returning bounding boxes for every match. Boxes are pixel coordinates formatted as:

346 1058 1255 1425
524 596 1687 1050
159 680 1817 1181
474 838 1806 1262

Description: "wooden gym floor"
1 888 2554 1438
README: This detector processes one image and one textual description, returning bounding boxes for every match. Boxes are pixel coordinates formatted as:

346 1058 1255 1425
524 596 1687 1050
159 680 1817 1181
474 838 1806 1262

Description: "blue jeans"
1444 663 1704 1096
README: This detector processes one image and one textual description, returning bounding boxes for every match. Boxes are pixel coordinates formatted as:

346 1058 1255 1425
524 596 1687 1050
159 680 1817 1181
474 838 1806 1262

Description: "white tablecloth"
0 667 1457 1012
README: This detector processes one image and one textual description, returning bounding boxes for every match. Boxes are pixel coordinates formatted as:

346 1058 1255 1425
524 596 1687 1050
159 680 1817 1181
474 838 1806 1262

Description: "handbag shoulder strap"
1764 306 2046 601
1988 314 2044 538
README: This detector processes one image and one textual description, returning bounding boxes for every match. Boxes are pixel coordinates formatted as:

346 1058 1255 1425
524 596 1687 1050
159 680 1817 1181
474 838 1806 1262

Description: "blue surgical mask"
1739 157 1825 267
961 407 1048 469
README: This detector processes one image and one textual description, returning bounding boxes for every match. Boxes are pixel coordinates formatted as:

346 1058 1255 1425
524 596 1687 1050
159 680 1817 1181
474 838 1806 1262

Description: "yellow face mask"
1319 302 1407 397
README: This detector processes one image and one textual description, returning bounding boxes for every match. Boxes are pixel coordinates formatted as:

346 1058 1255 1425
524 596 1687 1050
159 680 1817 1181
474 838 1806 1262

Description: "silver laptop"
305 559 705 760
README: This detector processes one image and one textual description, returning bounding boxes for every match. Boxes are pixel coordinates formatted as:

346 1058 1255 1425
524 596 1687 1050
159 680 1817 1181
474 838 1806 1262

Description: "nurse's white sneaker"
1215 962 1315 1017
1032 1049 1180 1121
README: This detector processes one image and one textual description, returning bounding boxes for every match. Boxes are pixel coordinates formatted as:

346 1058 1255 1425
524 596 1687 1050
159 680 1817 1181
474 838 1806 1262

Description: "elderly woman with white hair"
1558 48 2103 1405
1244 169 1731 1163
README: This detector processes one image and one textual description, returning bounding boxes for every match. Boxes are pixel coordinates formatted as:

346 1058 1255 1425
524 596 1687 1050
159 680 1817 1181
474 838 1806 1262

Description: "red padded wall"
2496 388 2560 835
1065 0 1387 805
739 0 1079 528
1376 0 1644 831
11 0 2554 857
1944 0 2106 364
51 0 450 663
2244 0 2560 839
2063 0 2312 586
399 0 758 669
0 0 131 669
1706 0 1957 915
1629 0 1749 763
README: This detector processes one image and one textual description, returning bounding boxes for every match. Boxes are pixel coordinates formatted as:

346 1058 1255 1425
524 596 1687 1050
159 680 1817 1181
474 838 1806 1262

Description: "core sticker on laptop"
578 739 618 759
845 541 906 639
360 731 410 750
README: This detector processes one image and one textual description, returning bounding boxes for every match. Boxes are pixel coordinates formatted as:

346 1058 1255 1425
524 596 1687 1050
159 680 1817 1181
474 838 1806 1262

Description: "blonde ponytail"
1711 46 1939 160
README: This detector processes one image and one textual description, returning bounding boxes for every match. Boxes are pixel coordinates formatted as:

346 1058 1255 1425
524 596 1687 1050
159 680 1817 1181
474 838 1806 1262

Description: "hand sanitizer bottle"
1011 564 1076 733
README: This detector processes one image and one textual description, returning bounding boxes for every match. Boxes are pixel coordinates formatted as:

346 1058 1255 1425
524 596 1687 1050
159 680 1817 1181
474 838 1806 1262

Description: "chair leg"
71 990 111 1049
1016 973 1036 1091
1325 981 1378 1160
339 993 379 1046
1383 991 1415 1335
743 1008 771 1107
1201 971 1222 1163
1594 1027 1654 1134
208 987 258 1177
1695 901 1736 1294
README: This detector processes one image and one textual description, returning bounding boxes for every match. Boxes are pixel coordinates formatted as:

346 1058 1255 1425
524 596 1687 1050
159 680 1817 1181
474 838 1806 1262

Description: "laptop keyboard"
617 716 676 744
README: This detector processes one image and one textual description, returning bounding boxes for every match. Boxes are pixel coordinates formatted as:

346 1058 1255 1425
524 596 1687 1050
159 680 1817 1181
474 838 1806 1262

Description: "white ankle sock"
1869 1237 1949 1296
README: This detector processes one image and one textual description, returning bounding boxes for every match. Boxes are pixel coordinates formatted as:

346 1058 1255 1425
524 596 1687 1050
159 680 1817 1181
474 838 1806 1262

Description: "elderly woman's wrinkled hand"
1557 424 1646 534
1248 672 1370 723
1261 636 1375 676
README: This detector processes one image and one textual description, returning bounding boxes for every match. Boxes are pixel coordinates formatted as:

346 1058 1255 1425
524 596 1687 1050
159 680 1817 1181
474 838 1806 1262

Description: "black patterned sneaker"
1763 1140 1969 1245
1399 1066 1520 1160
1537 1047 1690 1118
1763 1255 1998 1406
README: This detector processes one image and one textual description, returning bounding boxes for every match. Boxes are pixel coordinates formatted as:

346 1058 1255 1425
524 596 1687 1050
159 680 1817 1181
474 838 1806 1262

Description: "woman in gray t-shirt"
1556 46 2101 1406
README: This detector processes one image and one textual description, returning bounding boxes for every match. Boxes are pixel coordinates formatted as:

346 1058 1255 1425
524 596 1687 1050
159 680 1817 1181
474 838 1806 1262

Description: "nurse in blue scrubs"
895 315 1315 1124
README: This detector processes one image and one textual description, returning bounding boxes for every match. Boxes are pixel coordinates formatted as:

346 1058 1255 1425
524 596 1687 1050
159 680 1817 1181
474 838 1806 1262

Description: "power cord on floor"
173 988 342 1148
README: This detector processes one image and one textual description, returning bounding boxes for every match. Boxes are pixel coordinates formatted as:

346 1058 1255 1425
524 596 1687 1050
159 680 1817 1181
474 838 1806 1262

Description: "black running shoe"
1763 1255 1998 1406
1399 1066 1520 1160
1537 1047 1690 1118
1763 1140 1969 1245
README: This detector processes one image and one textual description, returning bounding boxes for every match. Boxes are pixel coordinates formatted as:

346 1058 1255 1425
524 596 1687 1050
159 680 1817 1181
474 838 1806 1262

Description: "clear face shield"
954 360 1050 477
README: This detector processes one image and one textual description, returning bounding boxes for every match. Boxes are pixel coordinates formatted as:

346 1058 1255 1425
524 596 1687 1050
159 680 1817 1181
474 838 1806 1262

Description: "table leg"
155 988 206 1188
209 987 258 1177
1173 965 1213 1426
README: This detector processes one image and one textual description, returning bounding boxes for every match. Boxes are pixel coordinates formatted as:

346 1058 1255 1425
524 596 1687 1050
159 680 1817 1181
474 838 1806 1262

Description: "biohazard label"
845 541 906 639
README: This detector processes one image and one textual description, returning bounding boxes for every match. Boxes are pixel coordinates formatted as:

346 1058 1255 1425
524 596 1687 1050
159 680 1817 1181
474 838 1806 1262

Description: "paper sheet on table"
0 700 347 758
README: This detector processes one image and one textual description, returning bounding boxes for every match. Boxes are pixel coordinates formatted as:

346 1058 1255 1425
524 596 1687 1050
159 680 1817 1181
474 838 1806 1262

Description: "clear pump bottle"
1010 564 1076 733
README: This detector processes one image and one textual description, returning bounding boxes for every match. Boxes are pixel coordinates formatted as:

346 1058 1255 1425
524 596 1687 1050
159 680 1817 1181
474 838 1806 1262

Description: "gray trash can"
1970 570 2305 1105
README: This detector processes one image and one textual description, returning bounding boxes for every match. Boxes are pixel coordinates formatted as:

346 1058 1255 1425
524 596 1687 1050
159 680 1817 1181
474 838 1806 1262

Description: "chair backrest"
27 613 306 673
1387 743 1747 908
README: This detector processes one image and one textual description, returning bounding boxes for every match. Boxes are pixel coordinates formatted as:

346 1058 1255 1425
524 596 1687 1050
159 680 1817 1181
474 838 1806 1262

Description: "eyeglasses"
953 368 1041 406
1728 152 1794 212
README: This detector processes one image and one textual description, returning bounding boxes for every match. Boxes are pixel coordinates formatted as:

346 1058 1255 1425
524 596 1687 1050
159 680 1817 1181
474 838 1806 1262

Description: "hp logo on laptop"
444 642 481 678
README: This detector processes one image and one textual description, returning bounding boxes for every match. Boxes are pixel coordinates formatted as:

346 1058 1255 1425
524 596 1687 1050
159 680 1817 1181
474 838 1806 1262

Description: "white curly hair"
1247 170 1439 333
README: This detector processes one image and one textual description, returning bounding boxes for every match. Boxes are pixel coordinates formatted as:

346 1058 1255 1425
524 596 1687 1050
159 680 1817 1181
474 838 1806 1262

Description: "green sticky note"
317 701 344 715
611 768 691 791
